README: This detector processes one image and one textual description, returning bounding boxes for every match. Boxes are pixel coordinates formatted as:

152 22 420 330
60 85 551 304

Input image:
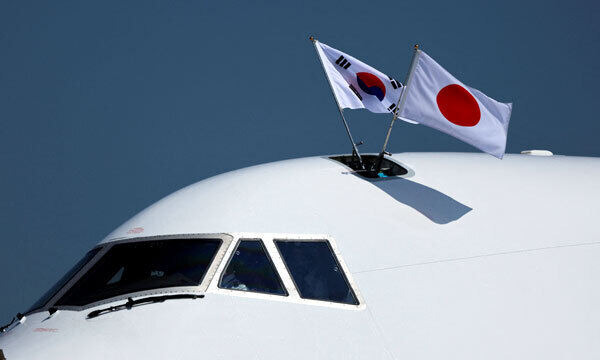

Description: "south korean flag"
315 40 408 117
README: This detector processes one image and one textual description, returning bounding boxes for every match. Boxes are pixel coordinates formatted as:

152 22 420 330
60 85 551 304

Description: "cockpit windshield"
54 238 221 307
27 248 102 313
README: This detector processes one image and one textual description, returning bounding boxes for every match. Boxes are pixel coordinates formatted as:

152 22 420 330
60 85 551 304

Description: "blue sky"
1 0 598 321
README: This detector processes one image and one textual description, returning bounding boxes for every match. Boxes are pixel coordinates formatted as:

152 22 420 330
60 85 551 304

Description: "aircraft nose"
0 332 18 359
0 311 67 360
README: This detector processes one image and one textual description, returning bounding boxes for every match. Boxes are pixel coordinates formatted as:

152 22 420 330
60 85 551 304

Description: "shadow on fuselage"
366 177 472 224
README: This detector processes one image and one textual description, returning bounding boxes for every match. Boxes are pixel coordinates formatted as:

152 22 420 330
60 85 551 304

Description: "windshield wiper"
87 294 204 319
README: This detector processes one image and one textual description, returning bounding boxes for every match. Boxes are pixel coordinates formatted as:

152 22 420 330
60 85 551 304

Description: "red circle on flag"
436 84 481 127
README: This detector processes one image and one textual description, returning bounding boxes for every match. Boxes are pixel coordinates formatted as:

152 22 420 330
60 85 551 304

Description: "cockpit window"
27 247 102 313
55 238 221 307
275 240 359 305
219 239 287 296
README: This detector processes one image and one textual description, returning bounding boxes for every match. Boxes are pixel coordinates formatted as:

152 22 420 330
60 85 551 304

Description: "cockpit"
24 233 362 317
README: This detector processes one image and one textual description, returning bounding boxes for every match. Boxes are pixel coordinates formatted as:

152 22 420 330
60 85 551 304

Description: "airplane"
1 150 599 359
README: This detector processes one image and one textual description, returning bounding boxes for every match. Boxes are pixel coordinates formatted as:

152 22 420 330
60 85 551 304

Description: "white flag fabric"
399 50 512 158
315 41 405 115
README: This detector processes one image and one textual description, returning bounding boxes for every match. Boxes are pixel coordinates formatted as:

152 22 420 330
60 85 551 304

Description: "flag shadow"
366 177 472 224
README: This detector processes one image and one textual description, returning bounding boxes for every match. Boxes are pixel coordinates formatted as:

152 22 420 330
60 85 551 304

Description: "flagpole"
310 35 365 171
374 44 420 174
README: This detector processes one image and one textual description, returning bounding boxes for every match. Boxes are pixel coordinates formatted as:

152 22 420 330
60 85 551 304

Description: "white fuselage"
1 152 599 359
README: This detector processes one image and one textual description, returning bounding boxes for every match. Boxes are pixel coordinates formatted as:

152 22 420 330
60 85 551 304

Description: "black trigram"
335 55 351 69
388 76 402 89
349 84 362 100
388 103 398 114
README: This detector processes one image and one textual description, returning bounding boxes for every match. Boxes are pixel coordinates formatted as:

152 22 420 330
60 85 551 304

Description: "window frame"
33 233 233 313
28 232 363 314
274 238 360 306
210 233 364 310
217 238 289 297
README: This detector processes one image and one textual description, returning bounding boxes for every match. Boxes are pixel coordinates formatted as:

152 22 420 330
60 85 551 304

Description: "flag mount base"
330 154 408 179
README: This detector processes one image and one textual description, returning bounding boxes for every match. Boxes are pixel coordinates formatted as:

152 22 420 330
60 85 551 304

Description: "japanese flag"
399 50 512 158
315 41 407 116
